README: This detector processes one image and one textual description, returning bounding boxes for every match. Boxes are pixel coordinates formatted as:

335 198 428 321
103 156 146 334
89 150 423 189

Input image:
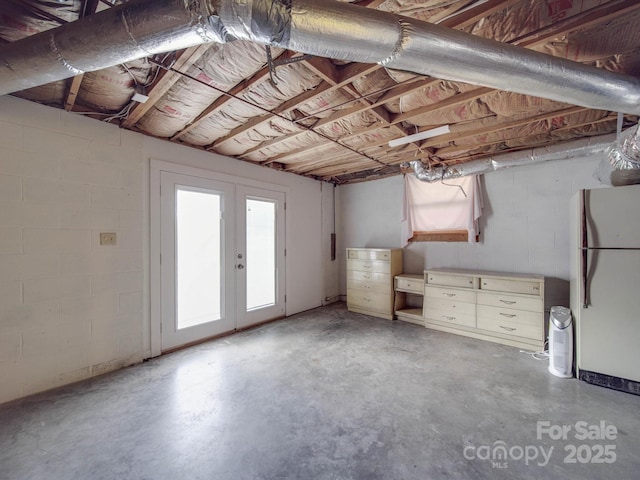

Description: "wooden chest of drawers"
347 248 402 320
423 268 545 350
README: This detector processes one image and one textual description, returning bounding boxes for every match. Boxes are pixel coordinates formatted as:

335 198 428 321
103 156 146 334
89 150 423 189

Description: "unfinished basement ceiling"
2 0 639 184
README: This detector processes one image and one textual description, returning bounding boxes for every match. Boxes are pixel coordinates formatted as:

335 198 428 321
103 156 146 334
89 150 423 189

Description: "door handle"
581 189 590 308
237 264 245 269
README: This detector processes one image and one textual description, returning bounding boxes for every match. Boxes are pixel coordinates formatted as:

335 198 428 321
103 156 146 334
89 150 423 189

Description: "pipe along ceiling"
1 0 639 116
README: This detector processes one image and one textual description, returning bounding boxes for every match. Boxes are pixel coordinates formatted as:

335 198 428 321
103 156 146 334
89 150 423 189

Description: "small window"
402 174 483 244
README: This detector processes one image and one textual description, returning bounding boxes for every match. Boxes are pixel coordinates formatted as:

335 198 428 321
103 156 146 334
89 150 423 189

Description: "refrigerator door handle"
581 189 590 308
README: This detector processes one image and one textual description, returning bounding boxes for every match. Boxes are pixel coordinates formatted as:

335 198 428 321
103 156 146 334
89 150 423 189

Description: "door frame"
150 160 289 357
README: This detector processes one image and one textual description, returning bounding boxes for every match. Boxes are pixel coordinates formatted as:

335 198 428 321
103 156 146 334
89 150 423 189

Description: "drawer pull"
443 293 456 297
406 283 412 287
363 274 371 279
363 297 372 302
363 284 371 289
363 264 371 269
500 325 516 332
443 315 456 321
500 300 516 305
499 313 516 318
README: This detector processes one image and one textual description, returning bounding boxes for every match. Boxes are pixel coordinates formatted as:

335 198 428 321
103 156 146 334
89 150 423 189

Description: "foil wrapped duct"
594 125 640 186
214 0 640 115
0 0 222 94
404 134 615 182
214 0 291 45
1 0 640 115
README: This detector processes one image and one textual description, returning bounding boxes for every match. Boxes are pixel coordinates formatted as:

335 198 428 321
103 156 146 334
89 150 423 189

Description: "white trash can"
548 306 573 378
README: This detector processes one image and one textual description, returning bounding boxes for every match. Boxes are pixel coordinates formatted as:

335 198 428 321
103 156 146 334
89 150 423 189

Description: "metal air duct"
594 125 640 186
0 0 639 115
404 134 616 182
0 0 223 94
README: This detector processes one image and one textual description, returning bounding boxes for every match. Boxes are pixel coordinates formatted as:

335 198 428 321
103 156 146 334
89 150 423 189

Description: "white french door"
236 185 286 329
154 167 286 352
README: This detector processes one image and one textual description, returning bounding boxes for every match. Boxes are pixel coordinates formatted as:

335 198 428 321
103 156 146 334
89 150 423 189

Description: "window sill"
409 230 479 242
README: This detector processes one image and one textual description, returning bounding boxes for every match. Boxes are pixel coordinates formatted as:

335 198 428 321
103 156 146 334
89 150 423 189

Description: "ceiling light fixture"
388 125 451 148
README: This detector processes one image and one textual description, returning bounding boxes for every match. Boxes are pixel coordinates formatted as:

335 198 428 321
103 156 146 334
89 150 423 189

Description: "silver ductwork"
0 0 222 94
219 0 640 114
404 134 616 182
0 0 639 116
594 126 640 186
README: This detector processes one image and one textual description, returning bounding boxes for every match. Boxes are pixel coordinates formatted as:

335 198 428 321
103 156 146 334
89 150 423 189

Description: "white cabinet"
347 248 402 320
423 269 545 350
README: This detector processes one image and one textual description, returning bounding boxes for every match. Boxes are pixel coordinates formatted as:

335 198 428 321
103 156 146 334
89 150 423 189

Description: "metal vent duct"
404 134 616 182
0 0 639 114
595 125 640 186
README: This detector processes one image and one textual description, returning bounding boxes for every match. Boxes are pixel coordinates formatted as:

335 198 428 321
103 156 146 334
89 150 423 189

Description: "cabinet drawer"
424 286 476 304
480 277 541 296
427 272 477 289
424 297 476 316
424 305 476 328
395 276 424 294
347 278 389 294
347 289 391 312
347 249 391 261
348 269 390 286
477 292 542 312
347 259 390 274
477 304 541 326
477 315 542 340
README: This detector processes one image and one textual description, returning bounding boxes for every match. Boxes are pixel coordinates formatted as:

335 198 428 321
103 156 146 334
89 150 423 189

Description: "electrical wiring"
440 168 468 197
519 339 549 360
121 63 138 86
143 52 173 88
102 101 134 123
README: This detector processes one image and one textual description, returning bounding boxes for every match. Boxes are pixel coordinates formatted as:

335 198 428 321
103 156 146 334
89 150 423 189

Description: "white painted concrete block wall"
337 156 605 296
0 96 329 404
0 96 144 404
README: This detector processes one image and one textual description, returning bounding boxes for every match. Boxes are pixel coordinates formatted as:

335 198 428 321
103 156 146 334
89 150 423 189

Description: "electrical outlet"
100 232 117 246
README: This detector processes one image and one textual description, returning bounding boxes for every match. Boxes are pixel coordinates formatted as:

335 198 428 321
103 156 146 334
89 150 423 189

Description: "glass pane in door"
176 188 222 329
246 198 276 311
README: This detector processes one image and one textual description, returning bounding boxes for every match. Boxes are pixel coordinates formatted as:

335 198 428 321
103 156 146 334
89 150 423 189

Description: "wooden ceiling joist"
439 0 521 29
64 75 85 112
122 43 211 128
514 0 640 49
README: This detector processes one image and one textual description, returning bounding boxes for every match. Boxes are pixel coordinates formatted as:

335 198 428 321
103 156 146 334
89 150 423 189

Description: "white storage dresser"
346 248 403 320
394 274 425 326
423 268 545 350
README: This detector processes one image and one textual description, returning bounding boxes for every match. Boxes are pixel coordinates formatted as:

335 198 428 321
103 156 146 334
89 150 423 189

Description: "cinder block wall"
0 96 144 403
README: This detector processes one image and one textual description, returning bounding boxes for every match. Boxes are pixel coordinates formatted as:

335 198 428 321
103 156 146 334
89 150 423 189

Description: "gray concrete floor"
1 302 639 480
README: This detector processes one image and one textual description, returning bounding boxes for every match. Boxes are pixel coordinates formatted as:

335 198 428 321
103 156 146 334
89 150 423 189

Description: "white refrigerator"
570 184 640 395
